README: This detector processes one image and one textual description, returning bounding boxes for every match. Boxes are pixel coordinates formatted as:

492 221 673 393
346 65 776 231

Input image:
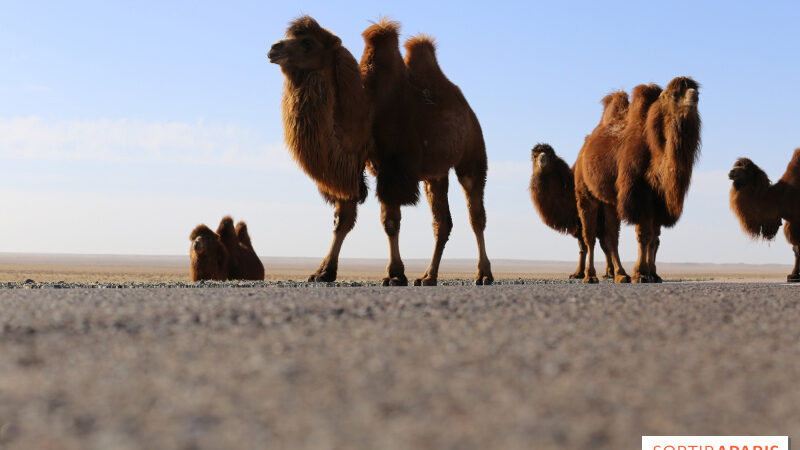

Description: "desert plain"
0 253 798 449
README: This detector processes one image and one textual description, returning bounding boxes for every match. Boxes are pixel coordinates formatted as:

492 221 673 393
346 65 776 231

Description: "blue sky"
1 1 798 264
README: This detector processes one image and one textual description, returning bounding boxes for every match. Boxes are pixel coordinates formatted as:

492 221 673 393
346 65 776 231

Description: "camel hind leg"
570 236 587 279
456 165 493 285
596 210 615 279
309 199 358 282
576 192 600 284
632 219 656 283
647 232 663 283
415 177 453 286
600 204 630 283
380 202 408 286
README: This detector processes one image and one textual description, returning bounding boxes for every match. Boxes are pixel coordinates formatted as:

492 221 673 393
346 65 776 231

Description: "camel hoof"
308 270 336 282
475 275 494 286
652 274 663 283
569 272 584 280
615 274 631 284
414 277 437 286
788 274 800 283
381 276 408 287
632 274 651 284
583 275 599 284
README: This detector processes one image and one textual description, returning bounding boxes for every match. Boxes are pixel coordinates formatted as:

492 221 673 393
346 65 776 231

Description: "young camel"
360 19 493 286
728 150 800 282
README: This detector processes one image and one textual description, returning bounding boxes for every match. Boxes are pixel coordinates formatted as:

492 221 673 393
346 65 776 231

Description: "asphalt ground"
1 281 799 449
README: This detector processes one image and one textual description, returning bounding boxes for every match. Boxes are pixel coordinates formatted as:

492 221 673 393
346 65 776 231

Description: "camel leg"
570 237 587 279
577 194 599 284
309 199 358 282
648 231 663 283
415 177 453 286
632 219 655 283
601 204 630 283
598 237 614 279
456 172 493 285
380 202 408 286
789 245 800 283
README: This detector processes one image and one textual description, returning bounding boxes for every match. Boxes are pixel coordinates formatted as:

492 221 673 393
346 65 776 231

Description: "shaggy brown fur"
269 16 371 282
575 77 701 283
217 217 265 281
529 143 615 279
361 19 493 286
189 225 228 281
729 149 800 282
573 90 634 283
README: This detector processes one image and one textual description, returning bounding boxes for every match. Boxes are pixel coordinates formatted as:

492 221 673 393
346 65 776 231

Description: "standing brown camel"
361 19 493 286
575 77 701 283
268 16 371 282
728 149 800 282
529 143 616 279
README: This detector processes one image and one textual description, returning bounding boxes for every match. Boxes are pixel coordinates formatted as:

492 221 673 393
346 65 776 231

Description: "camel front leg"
598 235 615 279
632 219 655 283
309 199 358 282
415 177 452 286
647 232 663 283
380 202 408 286
789 245 800 283
457 172 493 285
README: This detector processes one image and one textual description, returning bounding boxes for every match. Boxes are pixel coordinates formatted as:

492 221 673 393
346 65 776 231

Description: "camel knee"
434 215 453 241
383 217 400 236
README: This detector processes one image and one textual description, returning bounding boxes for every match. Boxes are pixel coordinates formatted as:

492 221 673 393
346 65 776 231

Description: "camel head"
728 158 770 192
659 76 699 119
190 225 225 258
531 143 556 174
268 16 341 72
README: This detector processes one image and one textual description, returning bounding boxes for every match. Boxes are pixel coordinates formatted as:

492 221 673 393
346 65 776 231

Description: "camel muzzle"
268 42 287 63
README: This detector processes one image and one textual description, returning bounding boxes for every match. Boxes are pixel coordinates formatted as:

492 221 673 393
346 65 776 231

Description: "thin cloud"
0 116 294 170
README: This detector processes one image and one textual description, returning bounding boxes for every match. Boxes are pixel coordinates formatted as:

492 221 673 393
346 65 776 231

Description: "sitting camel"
189 217 264 281
728 149 800 282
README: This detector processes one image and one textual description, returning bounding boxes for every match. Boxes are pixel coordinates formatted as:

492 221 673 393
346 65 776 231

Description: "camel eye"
301 38 314 51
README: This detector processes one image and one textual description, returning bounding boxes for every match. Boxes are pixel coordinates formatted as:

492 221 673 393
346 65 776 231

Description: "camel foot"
787 274 800 283
381 275 408 286
308 268 337 282
632 274 651 284
569 272 584 280
583 275 599 284
651 274 663 283
413 276 438 286
603 268 615 279
615 274 631 284
475 275 494 286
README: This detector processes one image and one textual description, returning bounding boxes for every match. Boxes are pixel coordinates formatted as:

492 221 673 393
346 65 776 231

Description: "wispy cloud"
0 116 293 170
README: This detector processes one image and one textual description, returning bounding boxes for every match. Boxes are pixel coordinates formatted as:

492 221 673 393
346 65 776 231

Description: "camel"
529 143 616 279
575 77 701 283
361 19 493 286
728 149 800 282
190 224 228 281
217 216 265 281
268 16 371 283
189 217 264 281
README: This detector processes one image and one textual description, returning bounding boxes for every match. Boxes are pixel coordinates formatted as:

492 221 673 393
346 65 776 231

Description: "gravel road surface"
1 281 799 449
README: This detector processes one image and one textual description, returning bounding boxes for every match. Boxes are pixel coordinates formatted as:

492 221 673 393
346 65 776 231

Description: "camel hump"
599 90 629 127
362 17 400 44
216 216 238 245
235 222 254 249
404 34 441 74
